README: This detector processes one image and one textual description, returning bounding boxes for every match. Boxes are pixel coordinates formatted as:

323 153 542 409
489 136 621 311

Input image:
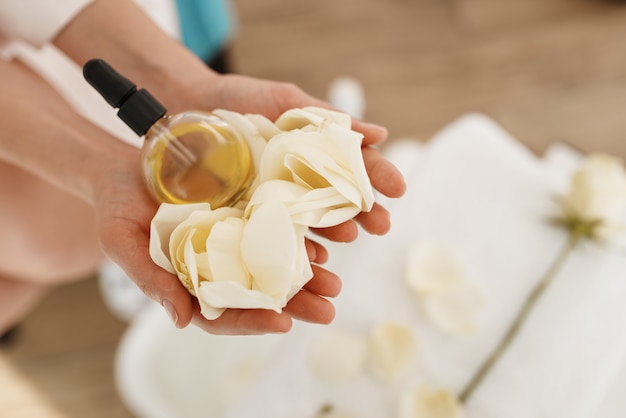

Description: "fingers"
142 264 195 329
190 264 341 334
191 305 293 335
305 238 329 264
311 220 358 242
309 204 392 240
352 119 389 146
191 288 336 335
354 202 391 235
304 265 342 298
362 146 406 198
283 289 336 325
283 264 341 325
99 219 195 329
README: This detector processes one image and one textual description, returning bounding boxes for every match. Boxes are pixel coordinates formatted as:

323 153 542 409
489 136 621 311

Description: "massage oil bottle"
83 59 254 207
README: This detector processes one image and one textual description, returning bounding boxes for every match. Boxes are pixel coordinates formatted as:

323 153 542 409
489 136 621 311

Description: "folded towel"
224 114 626 418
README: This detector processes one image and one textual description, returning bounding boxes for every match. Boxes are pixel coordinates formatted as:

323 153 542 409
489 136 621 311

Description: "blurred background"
232 0 626 158
3 0 626 416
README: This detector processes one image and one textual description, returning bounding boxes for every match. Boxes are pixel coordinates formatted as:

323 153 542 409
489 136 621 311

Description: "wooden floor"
234 0 626 158
4 0 626 416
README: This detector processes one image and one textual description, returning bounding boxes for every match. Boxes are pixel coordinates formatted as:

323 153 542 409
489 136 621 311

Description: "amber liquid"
141 112 254 207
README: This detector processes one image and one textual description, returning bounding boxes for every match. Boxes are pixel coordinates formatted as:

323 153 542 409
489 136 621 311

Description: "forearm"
52 0 216 113
0 60 133 204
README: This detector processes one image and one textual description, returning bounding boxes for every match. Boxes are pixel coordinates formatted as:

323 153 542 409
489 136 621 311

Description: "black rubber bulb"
83 58 166 136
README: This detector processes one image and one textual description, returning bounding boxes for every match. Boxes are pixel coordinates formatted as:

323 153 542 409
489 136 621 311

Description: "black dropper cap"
83 59 167 136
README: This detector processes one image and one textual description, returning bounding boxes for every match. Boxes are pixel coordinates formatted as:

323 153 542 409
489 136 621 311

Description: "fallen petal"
368 322 419 383
399 385 465 418
310 330 368 384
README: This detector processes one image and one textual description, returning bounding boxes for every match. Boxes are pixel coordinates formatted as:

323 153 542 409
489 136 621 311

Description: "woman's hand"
54 0 406 242
50 0 406 334
90 73 406 334
91 143 344 334
182 73 407 242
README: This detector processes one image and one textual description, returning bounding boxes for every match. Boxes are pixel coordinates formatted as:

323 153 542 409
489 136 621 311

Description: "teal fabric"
175 0 233 61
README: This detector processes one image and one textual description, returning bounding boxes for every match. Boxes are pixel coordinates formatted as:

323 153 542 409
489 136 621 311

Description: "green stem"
458 232 581 403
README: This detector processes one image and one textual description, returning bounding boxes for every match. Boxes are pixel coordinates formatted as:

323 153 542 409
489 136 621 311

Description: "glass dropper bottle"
83 59 254 208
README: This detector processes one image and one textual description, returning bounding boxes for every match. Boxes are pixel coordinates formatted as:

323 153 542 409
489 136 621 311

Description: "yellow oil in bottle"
81 60 254 207
141 111 255 207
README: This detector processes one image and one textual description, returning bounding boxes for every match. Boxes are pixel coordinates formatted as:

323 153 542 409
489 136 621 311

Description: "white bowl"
114 302 284 418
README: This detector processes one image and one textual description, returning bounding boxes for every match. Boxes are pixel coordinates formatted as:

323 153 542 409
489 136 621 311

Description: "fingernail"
162 299 179 328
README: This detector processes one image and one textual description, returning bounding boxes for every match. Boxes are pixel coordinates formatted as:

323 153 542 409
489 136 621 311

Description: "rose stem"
458 232 581 403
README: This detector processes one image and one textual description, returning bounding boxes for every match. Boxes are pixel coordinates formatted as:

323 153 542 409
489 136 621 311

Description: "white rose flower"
275 107 352 130
405 240 484 335
150 202 312 320
149 202 215 282
147 106 380 319
245 107 375 228
559 153 626 240
398 385 465 418
368 322 419 383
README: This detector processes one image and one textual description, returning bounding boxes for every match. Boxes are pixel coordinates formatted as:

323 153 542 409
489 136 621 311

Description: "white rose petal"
212 109 268 174
420 280 485 335
149 202 213 274
275 106 352 131
258 128 372 209
200 203 310 318
398 385 465 418
244 109 374 227
406 240 484 335
196 281 287 319
246 180 361 228
148 107 379 319
406 240 467 295
242 201 311 300
169 207 243 289
244 113 282 141
183 234 222 320
368 322 419 383
149 202 312 320
206 217 250 288
561 153 626 239
310 330 369 384
182 233 271 320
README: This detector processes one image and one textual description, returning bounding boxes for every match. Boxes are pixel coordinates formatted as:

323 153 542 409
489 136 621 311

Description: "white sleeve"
0 0 94 46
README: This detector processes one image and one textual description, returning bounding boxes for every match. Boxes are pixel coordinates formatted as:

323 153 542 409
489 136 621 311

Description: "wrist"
78 124 140 206
138 61 219 114
41 110 139 206
53 0 218 113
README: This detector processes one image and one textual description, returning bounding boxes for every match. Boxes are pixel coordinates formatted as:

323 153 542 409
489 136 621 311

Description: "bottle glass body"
140 111 254 207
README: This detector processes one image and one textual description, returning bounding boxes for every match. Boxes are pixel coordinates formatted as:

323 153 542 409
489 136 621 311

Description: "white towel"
223 114 626 418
